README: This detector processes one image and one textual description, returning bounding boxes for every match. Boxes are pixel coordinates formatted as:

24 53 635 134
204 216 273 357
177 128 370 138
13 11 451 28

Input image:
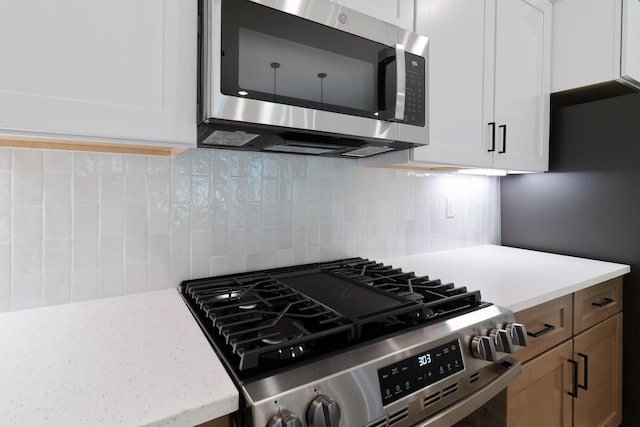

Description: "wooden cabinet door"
0 0 196 149
492 0 551 172
507 340 573 427
572 313 622 427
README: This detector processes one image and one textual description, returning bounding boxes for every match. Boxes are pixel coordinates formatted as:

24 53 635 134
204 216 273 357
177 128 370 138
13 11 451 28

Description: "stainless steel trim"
243 305 519 427
398 28 429 144
248 0 396 46
414 357 521 427
200 0 213 123
204 0 429 145
395 43 406 121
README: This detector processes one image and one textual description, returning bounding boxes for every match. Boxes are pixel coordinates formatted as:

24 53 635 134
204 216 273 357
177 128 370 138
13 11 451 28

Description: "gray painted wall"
501 92 640 424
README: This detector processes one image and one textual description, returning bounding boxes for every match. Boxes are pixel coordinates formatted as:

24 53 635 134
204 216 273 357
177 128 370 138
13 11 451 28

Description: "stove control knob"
471 335 497 361
266 409 303 427
506 323 529 346
307 394 341 427
490 328 515 353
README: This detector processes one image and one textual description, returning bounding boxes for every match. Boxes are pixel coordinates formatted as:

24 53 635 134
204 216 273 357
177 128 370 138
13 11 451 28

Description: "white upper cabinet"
410 0 551 172
552 0 640 93
410 0 492 169
0 0 196 152
492 0 550 171
327 0 414 30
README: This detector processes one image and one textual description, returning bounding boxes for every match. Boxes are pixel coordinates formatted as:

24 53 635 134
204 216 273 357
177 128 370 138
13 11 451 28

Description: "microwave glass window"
220 0 400 119
238 28 375 111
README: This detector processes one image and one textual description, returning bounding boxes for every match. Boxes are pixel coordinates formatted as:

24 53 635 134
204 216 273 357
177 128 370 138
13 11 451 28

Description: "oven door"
203 0 428 144
416 358 521 427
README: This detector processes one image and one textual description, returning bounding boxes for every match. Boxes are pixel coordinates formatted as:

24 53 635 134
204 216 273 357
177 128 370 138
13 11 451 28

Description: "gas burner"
204 288 259 310
179 257 487 374
258 318 305 345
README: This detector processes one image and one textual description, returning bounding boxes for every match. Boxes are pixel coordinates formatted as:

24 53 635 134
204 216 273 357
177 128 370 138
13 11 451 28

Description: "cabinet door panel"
507 340 573 427
551 0 622 92
0 0 196 147
493 0 550 171
412 0 493 168
573 313 622 427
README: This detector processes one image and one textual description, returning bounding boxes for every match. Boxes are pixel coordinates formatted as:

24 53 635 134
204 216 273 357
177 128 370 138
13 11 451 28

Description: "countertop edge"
505 266 630 313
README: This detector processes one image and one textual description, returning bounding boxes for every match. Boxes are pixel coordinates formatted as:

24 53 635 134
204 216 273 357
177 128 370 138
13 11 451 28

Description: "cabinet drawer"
512 294 573 363
573 277 623 335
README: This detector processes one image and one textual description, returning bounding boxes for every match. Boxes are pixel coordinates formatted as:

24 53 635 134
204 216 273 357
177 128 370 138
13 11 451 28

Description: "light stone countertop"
0 289 239 427
0 245 630 426
383 244 630 313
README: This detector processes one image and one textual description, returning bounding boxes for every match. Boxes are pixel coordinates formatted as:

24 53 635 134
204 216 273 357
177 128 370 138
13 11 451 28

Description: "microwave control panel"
403 52 426 127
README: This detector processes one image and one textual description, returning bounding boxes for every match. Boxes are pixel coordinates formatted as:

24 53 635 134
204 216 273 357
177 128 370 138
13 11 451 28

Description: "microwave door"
203 0 427 146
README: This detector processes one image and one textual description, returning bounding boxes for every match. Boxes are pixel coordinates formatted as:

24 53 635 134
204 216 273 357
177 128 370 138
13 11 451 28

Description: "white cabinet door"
411 0 494 168
0 0 196 149
411 0 550 172
328 0 414 30
492 0 550 171
550 0 622 93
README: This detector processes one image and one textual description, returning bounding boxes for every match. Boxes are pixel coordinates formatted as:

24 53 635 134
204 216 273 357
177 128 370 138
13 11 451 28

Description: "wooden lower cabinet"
507 279 623 427
196 415 231 427
507 340 573 427
573 313 622 427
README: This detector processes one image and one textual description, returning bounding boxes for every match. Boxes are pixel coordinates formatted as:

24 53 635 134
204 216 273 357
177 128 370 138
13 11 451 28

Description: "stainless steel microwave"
198 0 429 158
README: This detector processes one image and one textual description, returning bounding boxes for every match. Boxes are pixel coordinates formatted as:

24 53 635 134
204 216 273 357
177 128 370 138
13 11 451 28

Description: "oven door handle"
414 357 522 427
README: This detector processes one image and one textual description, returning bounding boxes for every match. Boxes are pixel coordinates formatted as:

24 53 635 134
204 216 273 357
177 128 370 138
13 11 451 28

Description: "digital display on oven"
377 339 465 406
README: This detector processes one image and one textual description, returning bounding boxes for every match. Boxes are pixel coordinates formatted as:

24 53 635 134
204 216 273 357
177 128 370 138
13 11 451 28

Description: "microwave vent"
201 130 260 147
342 145 394 157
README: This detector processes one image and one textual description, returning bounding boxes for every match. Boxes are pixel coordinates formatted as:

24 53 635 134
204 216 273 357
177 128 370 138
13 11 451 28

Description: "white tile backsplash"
0 172 11 243
44 150 72 173
44 172 72 239
0 148 501 312
12 150 43 207
0 148 11 171
11 274 42 311
0 243 10 312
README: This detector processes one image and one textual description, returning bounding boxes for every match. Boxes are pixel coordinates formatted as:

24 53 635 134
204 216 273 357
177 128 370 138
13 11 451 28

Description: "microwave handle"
394 43 406 121
377 44 406 121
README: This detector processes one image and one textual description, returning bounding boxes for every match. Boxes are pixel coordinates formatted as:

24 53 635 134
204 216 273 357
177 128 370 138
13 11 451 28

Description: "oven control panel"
377 339 465 406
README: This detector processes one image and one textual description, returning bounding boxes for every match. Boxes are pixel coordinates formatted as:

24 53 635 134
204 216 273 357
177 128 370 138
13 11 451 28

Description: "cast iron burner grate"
320 258 485 320
179 257 487 377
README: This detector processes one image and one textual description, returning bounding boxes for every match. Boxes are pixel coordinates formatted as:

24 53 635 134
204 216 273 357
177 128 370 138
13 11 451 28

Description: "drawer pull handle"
592 297 614 307
527 323 556 338
568 359 578 398
578 353 589 391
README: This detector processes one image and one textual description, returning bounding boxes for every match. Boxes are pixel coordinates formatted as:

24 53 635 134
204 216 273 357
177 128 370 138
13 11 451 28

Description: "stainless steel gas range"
179 258 528 427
